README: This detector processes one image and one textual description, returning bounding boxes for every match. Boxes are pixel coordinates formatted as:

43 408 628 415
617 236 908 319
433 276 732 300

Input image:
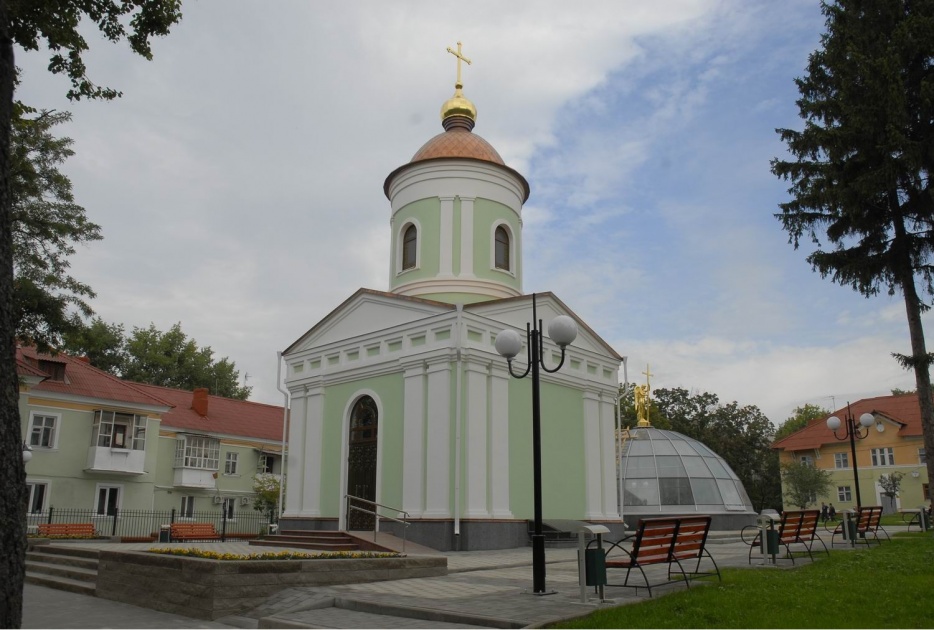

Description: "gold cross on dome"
446 41 472 88
642 364 654 392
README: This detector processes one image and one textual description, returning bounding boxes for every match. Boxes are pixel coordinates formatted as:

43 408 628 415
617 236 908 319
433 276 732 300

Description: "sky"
16 0 922 425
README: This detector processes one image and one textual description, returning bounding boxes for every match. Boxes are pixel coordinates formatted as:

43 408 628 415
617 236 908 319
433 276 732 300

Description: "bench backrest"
630 516 712 564
38 523 95 536
778 510 820 543
171 523 218 534
857 506 883 531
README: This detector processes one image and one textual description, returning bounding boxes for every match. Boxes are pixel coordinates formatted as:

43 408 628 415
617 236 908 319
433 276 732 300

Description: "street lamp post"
495 293 578 595
826 403 874 508
22 441 32 464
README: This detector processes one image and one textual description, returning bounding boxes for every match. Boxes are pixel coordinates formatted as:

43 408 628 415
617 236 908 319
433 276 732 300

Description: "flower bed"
148 547 401 560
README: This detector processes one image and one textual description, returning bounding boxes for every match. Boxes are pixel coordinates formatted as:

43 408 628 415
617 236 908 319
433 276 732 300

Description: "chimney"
192 388 209 417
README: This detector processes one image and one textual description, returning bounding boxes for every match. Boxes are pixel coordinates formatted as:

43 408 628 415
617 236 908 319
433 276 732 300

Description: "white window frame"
490 221 515 275
26 481 49 513
94 484 122 516
224 452 239 476
834 452 849 469
920 448 926 465
396 219 421 274
28 412 60 449
837 486 852 502
800 454 814 466
870 447 895 467
221 497 236 521
92 410 147 451
257 454 275 474
174 435 220 470
180 495 196 519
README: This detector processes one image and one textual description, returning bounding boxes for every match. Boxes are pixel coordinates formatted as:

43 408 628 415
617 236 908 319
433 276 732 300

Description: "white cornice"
388 161 525 215
393 278 521 300
22 390 171 414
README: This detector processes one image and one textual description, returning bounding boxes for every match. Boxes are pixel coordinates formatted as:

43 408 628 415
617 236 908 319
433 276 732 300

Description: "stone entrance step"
25 545 99 596
249 530 363 552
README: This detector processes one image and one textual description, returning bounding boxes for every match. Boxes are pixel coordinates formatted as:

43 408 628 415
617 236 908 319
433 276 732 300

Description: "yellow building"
773 394 929 513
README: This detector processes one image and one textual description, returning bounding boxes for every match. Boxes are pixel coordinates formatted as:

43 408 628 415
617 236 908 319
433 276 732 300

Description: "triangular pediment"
465 292 622 360
284 288 455 354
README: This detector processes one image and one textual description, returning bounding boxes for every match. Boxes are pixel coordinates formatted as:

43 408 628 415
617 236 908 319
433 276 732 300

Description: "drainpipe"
275 351 290 519
453 304 464 550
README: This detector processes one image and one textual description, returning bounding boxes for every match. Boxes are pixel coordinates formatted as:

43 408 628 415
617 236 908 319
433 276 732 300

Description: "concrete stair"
25 546 99 596
249 530 364 552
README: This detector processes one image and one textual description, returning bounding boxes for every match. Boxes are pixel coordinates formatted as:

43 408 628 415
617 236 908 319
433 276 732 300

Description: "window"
834 452 849 469
920 448 927 464
494 225 510 271
258 454 275 474
221 498 236 520
401 224 417 270
92 411 147 450
224 452 239 475
350 396 378 444
96 486 120 516
180 496 195 518
800 454 814 466
26 482 47 513
29 414 57 448
838 486 852 502
871 447 895 467
174 436 220 470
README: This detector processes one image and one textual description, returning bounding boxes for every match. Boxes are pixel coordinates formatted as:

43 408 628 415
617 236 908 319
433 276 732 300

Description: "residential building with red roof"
18 346 286 527
772 394 929 513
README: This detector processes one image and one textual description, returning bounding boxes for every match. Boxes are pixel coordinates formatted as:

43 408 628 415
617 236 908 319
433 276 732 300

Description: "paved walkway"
23 528 900 629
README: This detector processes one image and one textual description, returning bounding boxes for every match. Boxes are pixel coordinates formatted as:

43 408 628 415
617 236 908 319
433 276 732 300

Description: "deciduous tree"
775 404 830 441
771 0 934 523
781 461 834 509
0 4 181 626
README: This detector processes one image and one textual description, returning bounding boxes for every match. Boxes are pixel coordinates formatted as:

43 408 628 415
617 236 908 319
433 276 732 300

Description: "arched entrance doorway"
346 395 378 530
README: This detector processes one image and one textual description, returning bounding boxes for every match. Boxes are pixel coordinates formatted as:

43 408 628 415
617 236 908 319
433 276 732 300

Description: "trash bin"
159 525 171 543
842 511 857 544
757 510 779 563
918 507 930 532
577 524 611 603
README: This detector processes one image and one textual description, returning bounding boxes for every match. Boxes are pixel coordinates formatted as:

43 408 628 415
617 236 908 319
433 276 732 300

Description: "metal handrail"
344 494 410 553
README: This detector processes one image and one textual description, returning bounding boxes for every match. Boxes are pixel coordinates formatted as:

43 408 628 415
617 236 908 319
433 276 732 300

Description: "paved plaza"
23 529 897 629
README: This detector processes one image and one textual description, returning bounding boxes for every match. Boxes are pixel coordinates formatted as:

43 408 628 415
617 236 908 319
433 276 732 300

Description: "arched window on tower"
494 225 510 271
402 224 417 271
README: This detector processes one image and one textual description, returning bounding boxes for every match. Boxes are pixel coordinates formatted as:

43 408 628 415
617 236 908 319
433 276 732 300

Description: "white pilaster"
402 361 426 517
459 196 475 278
283 391 306 517
600 393 620 518
424 358 453 516
463 359 490 517
302 387 325 517
439 196 454 277
582 391 603 519
490 363 513 518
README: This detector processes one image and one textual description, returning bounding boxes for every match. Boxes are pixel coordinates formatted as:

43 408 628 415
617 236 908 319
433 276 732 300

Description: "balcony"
85 446 146 475
173 467 217 489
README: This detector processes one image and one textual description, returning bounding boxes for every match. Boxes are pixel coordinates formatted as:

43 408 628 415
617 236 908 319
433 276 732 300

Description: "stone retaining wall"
96 550 448 620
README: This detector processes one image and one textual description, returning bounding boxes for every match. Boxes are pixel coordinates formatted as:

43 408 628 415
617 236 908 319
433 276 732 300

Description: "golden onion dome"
441 84 477 123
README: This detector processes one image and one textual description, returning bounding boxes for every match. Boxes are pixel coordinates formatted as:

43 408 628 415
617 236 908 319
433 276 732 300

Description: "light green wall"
319 374 405 516
390 198 441 289
471 198 521 291
416 292 496 304
506 379 586 519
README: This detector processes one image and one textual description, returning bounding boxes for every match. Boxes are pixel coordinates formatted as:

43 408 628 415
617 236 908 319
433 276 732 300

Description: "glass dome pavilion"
620 427 755 518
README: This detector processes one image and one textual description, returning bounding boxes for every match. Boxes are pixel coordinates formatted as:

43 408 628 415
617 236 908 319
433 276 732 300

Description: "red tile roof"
17 346 286 442
131 382 287 442
17 346 171 408
772 394 925 451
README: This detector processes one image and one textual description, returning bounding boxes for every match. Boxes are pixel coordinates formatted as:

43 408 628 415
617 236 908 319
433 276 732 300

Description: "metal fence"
26 507 277 542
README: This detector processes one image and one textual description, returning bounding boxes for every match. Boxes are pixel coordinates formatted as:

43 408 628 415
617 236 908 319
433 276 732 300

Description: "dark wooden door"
347 396 378 530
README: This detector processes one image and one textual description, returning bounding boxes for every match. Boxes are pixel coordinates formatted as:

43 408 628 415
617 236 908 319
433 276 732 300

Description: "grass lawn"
551 533 934 628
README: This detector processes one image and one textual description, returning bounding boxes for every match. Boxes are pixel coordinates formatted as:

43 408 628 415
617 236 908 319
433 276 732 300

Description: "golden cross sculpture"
642 364 654 394
446 41 471 88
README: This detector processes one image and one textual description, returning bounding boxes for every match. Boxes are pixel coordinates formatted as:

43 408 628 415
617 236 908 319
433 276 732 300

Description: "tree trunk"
897 250 934 511
0 5 25 628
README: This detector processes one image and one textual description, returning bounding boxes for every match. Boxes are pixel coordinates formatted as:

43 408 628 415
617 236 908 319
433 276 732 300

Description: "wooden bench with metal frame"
830 505 889 546
37 523 96 538
170 522 220 542
597 515 721 598
742 509 829 565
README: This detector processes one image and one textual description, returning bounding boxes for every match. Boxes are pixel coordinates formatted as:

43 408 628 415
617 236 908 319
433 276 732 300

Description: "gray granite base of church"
95 549 447 620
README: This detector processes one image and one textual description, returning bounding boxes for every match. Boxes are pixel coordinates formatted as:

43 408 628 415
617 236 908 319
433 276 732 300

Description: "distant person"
828 504 836 521
821 502 828 522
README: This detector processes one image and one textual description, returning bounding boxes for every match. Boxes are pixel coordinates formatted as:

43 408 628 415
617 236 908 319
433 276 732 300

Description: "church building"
280 47 624 550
